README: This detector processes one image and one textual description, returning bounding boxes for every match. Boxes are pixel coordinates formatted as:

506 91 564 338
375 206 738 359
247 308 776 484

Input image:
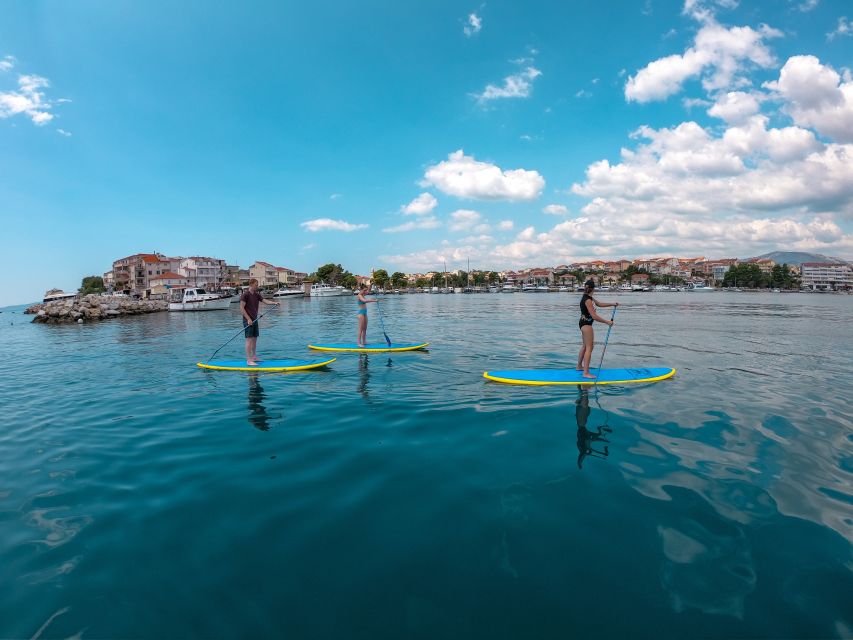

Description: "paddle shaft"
207 307 274 362
374 300 392 347
594 306 617 384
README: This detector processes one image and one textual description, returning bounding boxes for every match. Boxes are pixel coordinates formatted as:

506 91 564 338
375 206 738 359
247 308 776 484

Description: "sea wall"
26 295 168 324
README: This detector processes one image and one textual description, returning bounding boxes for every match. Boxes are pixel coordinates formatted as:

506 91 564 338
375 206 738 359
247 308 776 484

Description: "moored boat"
169 288 231 311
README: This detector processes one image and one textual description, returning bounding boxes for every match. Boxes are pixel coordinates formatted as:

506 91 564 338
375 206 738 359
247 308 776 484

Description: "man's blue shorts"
243 318 259 338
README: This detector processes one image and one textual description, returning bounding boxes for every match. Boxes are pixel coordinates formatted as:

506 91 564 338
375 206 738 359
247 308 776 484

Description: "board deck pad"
308 342 429 353
198 357 336 372
483 367 675 386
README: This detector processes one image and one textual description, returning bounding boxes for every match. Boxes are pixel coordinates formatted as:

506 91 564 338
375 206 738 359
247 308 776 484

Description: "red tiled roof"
151 272 185 280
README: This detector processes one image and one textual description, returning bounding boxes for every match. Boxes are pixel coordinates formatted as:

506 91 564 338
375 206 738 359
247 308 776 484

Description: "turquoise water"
1 292 852 639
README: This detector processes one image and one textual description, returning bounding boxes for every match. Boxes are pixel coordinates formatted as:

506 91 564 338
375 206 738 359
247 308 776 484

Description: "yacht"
687 282 715 292
309 283 349 297
169 288 231 311
501 284 519 293
619 283 633 291
273 287 304 298
43 289 77 304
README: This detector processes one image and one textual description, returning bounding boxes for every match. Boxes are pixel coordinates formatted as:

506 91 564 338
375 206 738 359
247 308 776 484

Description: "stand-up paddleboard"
483 367 675 386
198 357 336 372
308 342 428 353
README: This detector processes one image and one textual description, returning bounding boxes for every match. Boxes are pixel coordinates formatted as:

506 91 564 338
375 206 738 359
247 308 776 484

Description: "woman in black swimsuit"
577 279 618 379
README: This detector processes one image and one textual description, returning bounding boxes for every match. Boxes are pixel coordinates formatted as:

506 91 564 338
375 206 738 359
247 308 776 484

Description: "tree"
391 271 408 288
315 263 343 284
373 269 389 289
79 276 105 295
415 278 429 288
489 271 500 284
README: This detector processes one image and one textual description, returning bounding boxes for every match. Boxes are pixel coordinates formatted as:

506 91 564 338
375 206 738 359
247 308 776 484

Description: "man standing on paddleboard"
577 279 618 379
240 279 279 366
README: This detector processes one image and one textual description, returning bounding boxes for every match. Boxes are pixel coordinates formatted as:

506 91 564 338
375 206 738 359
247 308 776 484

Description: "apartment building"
111 253 182 294
180 257 226 288
800 263 853 291
249 261 280 288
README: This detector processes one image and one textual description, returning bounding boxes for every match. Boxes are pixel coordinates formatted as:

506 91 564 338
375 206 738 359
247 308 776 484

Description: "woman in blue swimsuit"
577 279 618 379
356 284 377 347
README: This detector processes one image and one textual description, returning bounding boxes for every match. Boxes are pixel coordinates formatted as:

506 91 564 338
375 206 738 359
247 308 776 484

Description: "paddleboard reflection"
575 386 611 469
247 373 281 431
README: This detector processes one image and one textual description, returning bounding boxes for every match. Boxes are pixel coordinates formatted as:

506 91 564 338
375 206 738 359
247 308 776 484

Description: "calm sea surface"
1 292 852 639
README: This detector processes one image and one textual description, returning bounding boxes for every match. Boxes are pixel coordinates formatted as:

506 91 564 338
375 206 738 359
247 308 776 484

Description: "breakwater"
25 295 168 323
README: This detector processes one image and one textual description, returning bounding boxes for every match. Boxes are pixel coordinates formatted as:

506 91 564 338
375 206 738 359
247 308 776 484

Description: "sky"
1 0 852 305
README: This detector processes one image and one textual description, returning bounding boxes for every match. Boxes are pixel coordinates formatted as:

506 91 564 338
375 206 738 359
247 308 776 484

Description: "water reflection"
357 355 393 402
576 387 611 469
247 373 279 431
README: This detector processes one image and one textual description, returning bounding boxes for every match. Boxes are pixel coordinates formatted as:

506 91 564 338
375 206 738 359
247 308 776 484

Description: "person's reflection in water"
247 373 277 431
358 354 371 402
575 386 611 469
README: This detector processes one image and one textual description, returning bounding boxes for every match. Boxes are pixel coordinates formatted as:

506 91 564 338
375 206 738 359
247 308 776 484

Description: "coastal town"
94 252 852 297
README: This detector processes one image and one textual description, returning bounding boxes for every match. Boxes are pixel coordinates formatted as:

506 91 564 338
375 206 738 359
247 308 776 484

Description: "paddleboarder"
240 279 279 366
577 279 618 379
356 284 378 347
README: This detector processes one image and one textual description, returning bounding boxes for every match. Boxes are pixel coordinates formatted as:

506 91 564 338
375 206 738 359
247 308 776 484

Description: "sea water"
1 292 851 639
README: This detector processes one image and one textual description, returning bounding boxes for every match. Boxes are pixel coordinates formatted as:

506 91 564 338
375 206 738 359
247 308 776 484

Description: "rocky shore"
26 295 168 324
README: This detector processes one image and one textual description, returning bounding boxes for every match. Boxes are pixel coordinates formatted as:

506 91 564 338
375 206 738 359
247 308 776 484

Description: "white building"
800 263 853 291
180 257 226 288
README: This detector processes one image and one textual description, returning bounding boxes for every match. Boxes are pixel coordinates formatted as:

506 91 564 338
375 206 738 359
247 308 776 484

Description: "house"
249 261 279 288
149 272 189 287
111 253 182 294
276 267 297 286
631 273 650 284
180 257 226 288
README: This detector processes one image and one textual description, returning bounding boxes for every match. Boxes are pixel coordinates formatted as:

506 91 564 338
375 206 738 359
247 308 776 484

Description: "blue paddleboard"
198 357 336 372
308 342 429 353
483 367 676 386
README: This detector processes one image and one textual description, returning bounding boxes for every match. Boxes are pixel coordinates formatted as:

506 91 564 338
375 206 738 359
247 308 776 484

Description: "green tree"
415 278 429 288
489 271 500 284
315 263 343 284
373 269 390 289
391 271 408 288
79 276 105 295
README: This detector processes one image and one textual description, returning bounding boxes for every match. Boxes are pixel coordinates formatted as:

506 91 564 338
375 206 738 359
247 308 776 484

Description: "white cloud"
383 216 441 233
300 218 368 232
827 16 852 40
57 128 72 137
625 18 781 103
497 220 514 230
449 209 489 232
401 192 438 216
464 13 482 37
707 90 761 124
476 65 542 102
516 226 536 241
0 56 14 72
543 204 570 215
422 149 545 201
575 89 592 98
764 56 853 142
0 73 56 126
796 0 819 11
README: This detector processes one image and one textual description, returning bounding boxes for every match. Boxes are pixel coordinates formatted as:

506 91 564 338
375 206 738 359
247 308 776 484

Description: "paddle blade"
383 331 392 347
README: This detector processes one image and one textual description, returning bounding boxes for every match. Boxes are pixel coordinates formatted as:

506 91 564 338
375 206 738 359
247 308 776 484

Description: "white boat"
309 283 349 297
273 287 304 298
619 283 632 291
169 288 231 311
43 289 77 303
557 285 569 292
687 282 715 292
501 284 519 293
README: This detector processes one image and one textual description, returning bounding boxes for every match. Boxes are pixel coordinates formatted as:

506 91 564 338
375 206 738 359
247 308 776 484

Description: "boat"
489 286 500 293
536 285 550 293
501 284 519 293
43 289 77 304
272 287 304 298
522 284 537 293
619 283 632 291
687 282 715 292
309 283 349 297
169 288 231 311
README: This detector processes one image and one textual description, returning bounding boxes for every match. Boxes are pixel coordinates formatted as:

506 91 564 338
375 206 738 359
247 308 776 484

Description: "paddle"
206 307 275 363
374 300 392 347
594 306 617 386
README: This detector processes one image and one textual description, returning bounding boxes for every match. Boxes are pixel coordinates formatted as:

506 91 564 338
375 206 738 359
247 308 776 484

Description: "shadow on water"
358 354 394 403
575 386 612 469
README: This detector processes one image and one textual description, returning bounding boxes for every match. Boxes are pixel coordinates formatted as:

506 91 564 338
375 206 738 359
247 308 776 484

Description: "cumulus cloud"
0 73 56 125
764 56 853 142
449 209 490 233
464 13 482 37
543 204 570 215
422 149 545 201
497 220 514 230
300 218 368 232
625 17 781 103
383 216 441 233
827 16 852 40
476 65 542 102
707 91 761 124
402 192 438 216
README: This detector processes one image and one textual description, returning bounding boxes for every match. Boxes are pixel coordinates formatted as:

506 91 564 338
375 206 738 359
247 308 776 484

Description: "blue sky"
1 0 852 305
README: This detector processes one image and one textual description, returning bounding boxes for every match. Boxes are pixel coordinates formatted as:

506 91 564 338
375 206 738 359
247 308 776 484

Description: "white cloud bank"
301 218 368 232
422 150 545 201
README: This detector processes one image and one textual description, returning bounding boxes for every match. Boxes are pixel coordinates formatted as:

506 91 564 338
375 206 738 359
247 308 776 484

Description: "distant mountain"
748 251 850 265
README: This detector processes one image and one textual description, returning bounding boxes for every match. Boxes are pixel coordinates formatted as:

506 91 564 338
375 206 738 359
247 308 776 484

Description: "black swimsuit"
579 293 594 329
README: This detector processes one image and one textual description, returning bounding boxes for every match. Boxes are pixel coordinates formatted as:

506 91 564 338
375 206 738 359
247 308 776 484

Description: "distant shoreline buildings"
102 252 853 297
